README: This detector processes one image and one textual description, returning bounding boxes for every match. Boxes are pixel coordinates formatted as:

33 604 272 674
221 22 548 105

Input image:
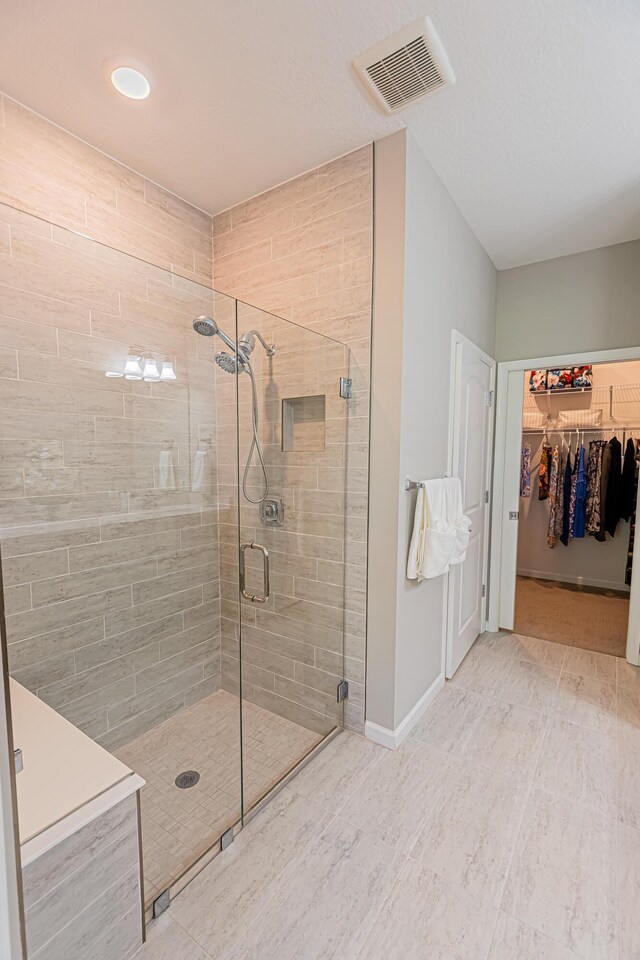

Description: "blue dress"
560 450 573 546
573 444 587 538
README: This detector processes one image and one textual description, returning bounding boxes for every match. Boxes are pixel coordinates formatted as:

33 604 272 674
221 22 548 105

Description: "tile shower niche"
282 395 326 452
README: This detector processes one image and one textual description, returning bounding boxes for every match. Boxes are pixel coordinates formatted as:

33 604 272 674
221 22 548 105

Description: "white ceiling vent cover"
353 17 455 114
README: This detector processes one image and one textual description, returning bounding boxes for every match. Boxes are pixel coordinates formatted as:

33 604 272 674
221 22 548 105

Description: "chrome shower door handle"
239 542 270 604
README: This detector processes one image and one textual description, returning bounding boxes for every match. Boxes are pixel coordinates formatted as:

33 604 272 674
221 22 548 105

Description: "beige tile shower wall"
213 146 373 733
0 95 212 282
0 95 222 749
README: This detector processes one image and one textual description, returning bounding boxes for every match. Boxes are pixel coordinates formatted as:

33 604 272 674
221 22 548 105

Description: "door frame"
487 344 640 666
444 330 496 676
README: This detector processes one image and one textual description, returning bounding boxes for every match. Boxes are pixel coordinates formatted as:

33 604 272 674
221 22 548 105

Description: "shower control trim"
260 496 284 527
239 542 270 604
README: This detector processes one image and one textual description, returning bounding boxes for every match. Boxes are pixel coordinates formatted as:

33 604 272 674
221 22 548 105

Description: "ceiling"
0 0 639 268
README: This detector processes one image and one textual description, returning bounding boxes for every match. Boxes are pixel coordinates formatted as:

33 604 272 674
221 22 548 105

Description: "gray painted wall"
368 129 497 732
496 239 640 361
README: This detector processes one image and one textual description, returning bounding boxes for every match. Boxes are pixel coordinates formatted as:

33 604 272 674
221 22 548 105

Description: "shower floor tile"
115 689 322 904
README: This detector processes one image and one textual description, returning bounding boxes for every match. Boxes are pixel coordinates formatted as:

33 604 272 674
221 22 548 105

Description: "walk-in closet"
515 360 640 655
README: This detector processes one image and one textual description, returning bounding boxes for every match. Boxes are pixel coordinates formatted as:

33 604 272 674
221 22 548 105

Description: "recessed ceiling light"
110 66 151 100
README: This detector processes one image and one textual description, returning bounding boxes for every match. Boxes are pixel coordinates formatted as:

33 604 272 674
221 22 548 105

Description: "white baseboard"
517 568 630 593
364 673 445 750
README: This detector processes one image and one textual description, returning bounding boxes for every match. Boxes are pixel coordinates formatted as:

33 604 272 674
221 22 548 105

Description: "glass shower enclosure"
0 201 350 913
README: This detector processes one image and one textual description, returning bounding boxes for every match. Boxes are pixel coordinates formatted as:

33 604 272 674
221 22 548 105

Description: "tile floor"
116 689 321 903
133 632 640 959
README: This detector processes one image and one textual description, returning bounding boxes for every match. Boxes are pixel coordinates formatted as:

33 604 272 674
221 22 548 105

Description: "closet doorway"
516 359 639 656
489 349 640 665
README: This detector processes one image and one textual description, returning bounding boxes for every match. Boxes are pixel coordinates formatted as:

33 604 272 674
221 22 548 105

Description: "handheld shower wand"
192 316 275 504
193 315 237 352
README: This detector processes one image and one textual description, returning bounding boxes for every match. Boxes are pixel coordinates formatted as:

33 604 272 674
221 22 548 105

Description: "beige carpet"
514 576 630 657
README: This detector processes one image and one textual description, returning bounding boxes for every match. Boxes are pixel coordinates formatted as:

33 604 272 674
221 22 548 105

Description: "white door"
446 333 495 678
497 369 526 630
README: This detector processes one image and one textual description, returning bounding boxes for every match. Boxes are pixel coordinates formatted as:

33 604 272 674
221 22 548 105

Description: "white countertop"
10 679 135 845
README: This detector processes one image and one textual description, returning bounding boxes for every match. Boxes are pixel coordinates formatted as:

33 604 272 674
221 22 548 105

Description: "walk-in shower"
0 198 350 918
193 315 275 503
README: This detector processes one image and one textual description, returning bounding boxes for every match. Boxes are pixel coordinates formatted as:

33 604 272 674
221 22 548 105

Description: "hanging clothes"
621 436 637 522
560 448 573 546
568 448 579 538
586 440 606 535
594 442 612 541
626 440 639 586
520 443 531 498
547 444 563 547
538 442 552 500
555 448 565 543
604 436 622 537
573 443 587 538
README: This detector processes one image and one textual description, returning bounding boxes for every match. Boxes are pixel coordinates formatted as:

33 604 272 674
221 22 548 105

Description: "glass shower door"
231 303 350 814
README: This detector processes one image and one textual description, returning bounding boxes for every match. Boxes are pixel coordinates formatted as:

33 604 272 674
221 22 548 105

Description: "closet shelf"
526 382 640 402
525 382 640 427
527 386 593 398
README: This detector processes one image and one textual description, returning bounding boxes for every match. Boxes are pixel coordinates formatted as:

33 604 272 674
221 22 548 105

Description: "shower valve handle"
239 542 270 604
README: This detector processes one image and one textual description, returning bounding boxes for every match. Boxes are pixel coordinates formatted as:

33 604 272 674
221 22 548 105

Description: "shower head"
193 316 218 337
214 351 244 375
193 315 237 353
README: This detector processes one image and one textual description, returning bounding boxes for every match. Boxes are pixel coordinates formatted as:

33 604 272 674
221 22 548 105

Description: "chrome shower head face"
193 316 218 337
193 315 238 353
214 351 242 375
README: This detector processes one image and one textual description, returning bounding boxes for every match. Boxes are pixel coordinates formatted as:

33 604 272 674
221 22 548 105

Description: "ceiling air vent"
353 17 455 114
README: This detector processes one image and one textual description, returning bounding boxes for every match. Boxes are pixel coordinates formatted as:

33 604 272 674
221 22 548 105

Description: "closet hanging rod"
522 425 640 435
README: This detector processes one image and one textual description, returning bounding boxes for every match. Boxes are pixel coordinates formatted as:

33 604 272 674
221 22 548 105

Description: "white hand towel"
407 485 427 580
158 449 175 490
407 479 456 580
422 479 457 578
406 477 472 580
192 449 207 491
450 514 472 564
446 478 472 565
